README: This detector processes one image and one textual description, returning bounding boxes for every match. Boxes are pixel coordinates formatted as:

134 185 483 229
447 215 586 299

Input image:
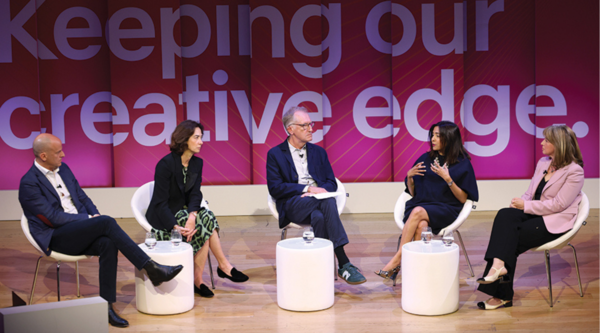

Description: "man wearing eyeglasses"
266 106 366 285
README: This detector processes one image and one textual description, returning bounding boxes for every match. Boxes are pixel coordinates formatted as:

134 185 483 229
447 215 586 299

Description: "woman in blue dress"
375 121 479 279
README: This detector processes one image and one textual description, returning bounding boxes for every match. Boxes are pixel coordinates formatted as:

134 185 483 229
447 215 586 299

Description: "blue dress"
404 152 479 234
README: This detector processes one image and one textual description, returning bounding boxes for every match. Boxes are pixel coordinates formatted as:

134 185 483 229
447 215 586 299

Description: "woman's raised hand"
407 162 426 178
430 160 450 182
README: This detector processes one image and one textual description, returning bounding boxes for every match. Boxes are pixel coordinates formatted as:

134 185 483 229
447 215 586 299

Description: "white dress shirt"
288 140 317 192
34 160 79 214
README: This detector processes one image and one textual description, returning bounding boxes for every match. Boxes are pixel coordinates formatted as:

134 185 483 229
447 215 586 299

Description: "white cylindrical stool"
276 238 334 311
401 240 459 316
135 241 194 315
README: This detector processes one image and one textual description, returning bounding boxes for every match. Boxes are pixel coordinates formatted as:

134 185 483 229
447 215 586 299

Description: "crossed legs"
49 215 150 302
193 231 235 287
381 206 430 272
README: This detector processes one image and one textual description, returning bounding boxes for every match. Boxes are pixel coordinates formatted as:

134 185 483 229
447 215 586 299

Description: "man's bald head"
33 134 64 170
33 133 57 158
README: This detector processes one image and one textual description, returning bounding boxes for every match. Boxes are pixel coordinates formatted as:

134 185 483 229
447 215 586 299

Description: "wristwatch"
447 180 453 187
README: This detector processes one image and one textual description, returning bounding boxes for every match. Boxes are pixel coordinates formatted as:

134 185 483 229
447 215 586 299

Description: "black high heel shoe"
217 267 249 282
194 283 214 298
374 266 401 280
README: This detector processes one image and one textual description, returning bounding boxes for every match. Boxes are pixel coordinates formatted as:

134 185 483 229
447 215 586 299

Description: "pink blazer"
522 157 584 234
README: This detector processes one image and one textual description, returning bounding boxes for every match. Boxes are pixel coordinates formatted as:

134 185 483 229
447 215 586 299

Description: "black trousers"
284 196 349 249
477 208 564 301
49 215 150 303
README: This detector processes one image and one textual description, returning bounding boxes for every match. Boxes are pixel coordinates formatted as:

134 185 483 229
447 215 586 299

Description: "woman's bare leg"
193 241 210 287
414 220 429 242
207 231 234 275
381 207 430 271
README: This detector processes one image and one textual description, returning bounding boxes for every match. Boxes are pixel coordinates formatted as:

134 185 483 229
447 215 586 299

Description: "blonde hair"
543 125 584 169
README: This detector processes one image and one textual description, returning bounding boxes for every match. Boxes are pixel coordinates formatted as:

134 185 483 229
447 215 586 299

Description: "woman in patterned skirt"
146 120 248 298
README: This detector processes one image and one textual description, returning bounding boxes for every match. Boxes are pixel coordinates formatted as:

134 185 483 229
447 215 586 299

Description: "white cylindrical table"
401 240 459 316
276 237 334 311
135 241 194 315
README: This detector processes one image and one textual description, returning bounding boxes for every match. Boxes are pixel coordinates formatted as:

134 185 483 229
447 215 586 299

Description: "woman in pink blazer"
476 125 585 310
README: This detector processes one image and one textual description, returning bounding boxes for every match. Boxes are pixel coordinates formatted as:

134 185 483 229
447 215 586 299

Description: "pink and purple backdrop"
1 0 598 190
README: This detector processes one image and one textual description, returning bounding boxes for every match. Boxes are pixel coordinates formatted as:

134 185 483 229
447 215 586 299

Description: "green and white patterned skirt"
152 208 219 255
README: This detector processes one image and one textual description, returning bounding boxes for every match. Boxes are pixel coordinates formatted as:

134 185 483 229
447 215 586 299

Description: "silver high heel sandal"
374 266 400 280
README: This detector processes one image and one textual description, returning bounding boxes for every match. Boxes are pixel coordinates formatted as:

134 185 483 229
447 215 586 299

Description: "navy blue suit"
266 139 348 248
19 162 150 302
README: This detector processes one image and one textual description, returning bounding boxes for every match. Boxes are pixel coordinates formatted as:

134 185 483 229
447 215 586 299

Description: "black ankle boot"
108 303 129 328
143 260 183 286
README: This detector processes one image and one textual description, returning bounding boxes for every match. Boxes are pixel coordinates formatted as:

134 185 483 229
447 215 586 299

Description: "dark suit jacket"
19 163 99 255
146 152 203 231
266 139 337 228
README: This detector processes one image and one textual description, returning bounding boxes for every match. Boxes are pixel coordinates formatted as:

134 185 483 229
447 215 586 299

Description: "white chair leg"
544 250 553 307
207 251 215 290
56 261 62 302
568 243 583 297
76 261 81 298
455 230 474 277
29 256 43 305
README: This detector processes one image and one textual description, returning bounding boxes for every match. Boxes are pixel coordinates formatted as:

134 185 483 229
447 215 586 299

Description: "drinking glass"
171 228 182 247
145 232 157 249
302 226 315 244
442 229 454 247
421 227 433 244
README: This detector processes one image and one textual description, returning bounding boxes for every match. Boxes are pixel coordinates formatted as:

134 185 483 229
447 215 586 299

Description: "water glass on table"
145 231 157 249
421 227 433 244
303 226 315 244
442 229 454 246
171 228 182 247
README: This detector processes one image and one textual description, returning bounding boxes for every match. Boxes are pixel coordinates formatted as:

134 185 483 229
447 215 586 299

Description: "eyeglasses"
291 122 315 131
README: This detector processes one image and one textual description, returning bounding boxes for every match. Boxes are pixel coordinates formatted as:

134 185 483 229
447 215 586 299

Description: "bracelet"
447 180 453 187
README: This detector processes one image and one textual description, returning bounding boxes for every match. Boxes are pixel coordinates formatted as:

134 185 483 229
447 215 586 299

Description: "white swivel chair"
393 192 475 286
530 192 589 307
21 214 91 305
131 181 215 289
267 178 347 279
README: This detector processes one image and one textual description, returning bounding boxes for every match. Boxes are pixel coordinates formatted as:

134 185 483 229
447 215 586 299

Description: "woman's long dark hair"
428 121 470 165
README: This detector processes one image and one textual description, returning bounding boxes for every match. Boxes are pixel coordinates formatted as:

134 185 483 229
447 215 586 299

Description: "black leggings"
477 208 564 301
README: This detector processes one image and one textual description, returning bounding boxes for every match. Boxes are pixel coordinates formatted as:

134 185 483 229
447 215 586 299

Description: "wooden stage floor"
0 210 598 332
